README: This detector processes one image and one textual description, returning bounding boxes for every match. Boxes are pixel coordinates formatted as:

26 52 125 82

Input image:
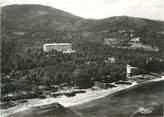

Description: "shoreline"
1 76 164 117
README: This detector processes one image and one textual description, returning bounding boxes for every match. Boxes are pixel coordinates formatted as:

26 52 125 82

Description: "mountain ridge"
1 4 164 50
2 4 164 22
1 4 86 31
2 4 164 32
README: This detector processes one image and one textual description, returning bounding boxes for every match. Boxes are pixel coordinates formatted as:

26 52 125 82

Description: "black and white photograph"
0 0 164 117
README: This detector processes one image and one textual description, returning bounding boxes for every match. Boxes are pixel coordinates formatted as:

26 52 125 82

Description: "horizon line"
1 3 164 22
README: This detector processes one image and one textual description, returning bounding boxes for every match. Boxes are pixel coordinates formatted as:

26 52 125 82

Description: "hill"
85 16 164 31
1 4 85 31
1 4 164 71
2 4 164 35
79 16 164 49
1 4 86 65
2 4 164 46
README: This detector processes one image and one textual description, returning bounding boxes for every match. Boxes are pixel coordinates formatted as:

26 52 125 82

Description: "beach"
1 76 164 117
71 77 164 117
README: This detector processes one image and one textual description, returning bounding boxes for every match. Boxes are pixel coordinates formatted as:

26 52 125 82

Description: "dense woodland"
1 40 164 98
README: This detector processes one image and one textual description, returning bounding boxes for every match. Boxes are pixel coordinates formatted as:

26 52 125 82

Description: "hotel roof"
44 43 72 46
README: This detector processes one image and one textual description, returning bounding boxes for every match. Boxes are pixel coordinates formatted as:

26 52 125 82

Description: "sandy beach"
1 76 164 117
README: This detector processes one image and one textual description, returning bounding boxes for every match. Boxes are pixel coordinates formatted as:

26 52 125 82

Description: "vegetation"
1 40 163 99
1 4 164 100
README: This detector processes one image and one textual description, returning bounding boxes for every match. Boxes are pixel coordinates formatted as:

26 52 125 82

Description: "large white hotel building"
43 43 75 53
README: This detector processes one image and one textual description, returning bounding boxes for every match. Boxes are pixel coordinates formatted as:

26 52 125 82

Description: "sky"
1 0 164 20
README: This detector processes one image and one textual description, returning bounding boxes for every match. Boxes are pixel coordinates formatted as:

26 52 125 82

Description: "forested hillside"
1 4 164 98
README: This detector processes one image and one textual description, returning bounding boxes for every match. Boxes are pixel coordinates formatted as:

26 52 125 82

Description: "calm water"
71 80 164 117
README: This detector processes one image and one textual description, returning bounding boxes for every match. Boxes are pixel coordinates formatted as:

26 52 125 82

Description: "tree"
73 67 92 89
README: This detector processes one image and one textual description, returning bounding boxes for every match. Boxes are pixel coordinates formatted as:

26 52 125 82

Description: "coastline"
1 76 164 117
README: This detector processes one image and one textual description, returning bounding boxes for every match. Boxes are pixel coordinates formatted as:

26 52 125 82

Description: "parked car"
73 90 86 94
115 81 132 85
65 92 76 97
17 99 28 104
51 93 62 98
38 95 47 99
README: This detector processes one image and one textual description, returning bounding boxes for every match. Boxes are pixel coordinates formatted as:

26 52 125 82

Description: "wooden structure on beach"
94 81 116 89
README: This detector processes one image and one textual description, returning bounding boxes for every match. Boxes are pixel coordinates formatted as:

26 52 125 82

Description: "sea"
70 80 164 117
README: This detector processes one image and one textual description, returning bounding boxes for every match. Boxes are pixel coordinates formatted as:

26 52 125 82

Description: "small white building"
104 38 120 45
126 64 138 78
105 57 116 64
130 37 140 43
